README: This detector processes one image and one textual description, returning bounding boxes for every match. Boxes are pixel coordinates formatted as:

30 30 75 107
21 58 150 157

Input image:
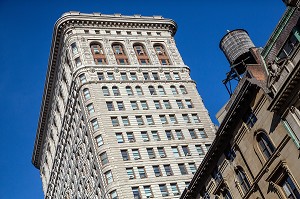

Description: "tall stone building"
181 2 300 199
32 12 216 199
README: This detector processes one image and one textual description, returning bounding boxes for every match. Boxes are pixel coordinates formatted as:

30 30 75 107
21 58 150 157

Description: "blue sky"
0 0 285 198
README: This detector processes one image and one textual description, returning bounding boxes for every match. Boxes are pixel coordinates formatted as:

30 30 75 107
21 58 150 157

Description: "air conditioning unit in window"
149 155 155 159
178 137 183 140
160 154 166 158
129 175 134 179
143 138 149 142
146 195 154 198
166 172 172 176
129 139 135 142
134 157 140 160
155 173 161 177
186 153 191 156
174 193 180 196
123 157 128 161
162 193 169 197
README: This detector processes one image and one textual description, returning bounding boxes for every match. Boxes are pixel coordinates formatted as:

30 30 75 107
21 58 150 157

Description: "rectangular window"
182 114 190 123
131 101 138 110
121 72 128 80
154 100 162 109
198 129 208 138
185 99 193 108
146 115 154 125
152 72 159 80
189 129 197 139
127 132 135 142
144 186 153 198
138 131 148 142
165 72 172 80
138 167 147 178
105 170 113 184
95 30 100 34
97 72 105 80
158 147 166 158
160 115 167 124
110 190 118 199
75 57 82 67
141 101 148 110
277 28 300 60
132 149 141 160
111 117 119 127
71 42 78 54
117 101 125 111
189 163 197 174
165 130 174 140
91 119 99 131
170 115 177 124
192 114 200 123
176 100 184 109
153 165 161 177
79 74 87 83
143 72 150 80
163 100 171 109
130 72 138 80
126 167 135 179
280 175 300 198
179 163 188 175
196 145 205 155
205 144 211 151
106 101 114 111
164 164 173 176
132 187 141 199
96 135 103 147
173 72 180 80
172 146 180 157
175 130 184 140
170 183 180 196
100 152 108 165
182 145 190 156
243 108 257 128
87 103 95 114
136 116 144 125
147 148 155 159
159 184 169 197
151 131 160 141
116 133 124 143
121 149 129 161
122 116 130 126
107 72 115 80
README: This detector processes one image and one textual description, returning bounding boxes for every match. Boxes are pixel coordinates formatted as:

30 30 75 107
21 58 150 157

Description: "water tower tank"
219 29 255 74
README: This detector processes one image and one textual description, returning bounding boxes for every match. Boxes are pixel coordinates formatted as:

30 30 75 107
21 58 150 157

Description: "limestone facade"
32 12 216 199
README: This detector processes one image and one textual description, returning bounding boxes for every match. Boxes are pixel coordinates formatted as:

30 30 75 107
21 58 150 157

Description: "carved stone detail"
166 38 184 65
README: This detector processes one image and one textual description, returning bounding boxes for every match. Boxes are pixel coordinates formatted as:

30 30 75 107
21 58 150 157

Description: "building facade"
181 3 300 199
32 12 216 199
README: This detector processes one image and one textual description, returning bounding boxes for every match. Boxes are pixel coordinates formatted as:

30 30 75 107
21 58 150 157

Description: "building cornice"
32 12 178 169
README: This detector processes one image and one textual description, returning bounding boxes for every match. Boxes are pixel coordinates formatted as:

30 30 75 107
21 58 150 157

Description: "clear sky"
0 0 285 198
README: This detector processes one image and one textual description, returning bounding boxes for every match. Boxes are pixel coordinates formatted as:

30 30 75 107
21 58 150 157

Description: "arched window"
102 86 110 96
126 86 133 96
133 43 150 65
112 43 129 65
170 85 178 95
257 132 275 159
148 86 156 95
135 86 143 95
112 86 120 96
154 44 170 65
158 85 166 95
179 85 187 94
90 43 107 65
236 167 251 194
83 88 91 100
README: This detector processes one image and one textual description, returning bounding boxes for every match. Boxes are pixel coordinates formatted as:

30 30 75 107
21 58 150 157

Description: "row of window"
97 71 181 81
72 42 172 66
105 113 200 127
97 144 209 167
132 182 181 199
114 128 208 144
99 85 187 97
105 99 193 111
82 29 162 36
126 162 197 180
